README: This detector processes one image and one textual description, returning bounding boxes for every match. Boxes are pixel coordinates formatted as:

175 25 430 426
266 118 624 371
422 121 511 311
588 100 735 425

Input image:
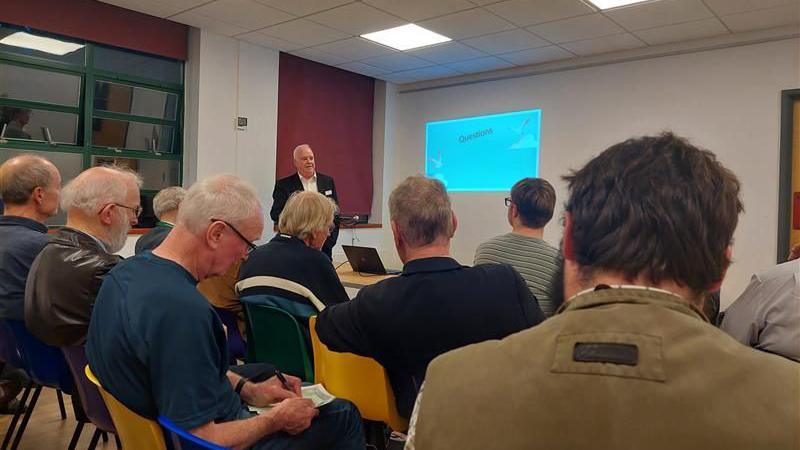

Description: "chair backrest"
213 307 245 362
242 302 314 382
85 365 166 450
158 416 230 450
61 347 115 433
6 320 74 395
0 320 23 369
309 316 408 432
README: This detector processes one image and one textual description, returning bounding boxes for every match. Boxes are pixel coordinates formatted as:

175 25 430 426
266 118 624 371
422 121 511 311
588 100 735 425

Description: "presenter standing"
271 144 339 259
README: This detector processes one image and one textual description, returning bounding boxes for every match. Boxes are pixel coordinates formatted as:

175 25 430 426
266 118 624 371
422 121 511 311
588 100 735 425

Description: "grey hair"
61 166 142 215
389 175 454 247
293 144 312 160
278 191 337 241
153 186 186 218
177 174 263 235
0 154 58 205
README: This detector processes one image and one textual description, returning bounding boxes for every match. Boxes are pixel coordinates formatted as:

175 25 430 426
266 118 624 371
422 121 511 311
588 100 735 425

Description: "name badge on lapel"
324 190 333 196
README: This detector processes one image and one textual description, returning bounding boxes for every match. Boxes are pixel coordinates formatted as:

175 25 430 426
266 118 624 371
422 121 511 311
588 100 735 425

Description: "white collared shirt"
298 172 318 193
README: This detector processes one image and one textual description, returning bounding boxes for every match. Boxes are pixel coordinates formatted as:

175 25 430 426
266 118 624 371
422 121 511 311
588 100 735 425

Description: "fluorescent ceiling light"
0 32 83 56
586 0 653 9
361 24 451 51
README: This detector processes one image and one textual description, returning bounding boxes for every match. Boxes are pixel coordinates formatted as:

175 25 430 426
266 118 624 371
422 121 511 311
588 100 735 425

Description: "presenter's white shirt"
298 172 318 193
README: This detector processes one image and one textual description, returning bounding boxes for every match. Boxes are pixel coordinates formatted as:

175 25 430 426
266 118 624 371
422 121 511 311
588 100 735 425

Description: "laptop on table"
342 245 401 275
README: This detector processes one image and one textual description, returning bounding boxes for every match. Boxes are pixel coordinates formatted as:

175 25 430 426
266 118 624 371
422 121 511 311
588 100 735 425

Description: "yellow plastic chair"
309 316 408 432
85 365 167 450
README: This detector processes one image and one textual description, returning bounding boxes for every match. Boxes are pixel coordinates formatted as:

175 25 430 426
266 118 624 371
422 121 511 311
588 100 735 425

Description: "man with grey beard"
25 166 141 346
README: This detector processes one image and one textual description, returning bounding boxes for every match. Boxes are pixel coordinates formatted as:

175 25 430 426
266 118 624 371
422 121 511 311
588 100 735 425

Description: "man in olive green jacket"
408 133 800 450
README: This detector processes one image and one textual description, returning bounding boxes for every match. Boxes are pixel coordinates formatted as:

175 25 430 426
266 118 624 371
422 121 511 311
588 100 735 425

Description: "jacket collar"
402 257 463 275
53 227 111 254
0 215 48 233
561 287 708 323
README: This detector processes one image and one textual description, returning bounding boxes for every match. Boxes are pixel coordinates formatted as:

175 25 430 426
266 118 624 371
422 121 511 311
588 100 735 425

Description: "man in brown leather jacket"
409 133 800 450
25 166 141 347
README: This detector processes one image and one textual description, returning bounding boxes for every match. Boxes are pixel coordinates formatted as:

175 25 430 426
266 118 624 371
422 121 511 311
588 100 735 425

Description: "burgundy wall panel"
1 0 188 60
277 53 374 216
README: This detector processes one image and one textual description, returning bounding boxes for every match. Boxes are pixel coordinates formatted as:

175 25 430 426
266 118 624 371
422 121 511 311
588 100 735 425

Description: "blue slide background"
425 109 541 192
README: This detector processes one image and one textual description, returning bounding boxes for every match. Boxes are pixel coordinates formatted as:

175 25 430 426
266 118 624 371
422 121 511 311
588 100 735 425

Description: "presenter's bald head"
293 144 315 179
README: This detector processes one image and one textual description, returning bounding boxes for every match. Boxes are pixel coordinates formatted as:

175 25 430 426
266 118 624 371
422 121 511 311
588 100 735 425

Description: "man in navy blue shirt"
87 174 363 450
0 154 61 321
0 154 61 411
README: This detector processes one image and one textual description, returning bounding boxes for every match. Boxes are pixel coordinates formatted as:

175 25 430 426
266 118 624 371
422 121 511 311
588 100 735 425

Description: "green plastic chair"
242 302 314 382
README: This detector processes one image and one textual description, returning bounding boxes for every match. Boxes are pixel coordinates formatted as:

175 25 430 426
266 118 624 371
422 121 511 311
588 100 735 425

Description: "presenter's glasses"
211 218 258 253
504 197 512 207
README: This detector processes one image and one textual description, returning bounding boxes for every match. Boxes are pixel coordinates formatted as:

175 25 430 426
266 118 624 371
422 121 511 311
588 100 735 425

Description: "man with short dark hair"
316 175 544 419
475 178 560 316
408 133 800 450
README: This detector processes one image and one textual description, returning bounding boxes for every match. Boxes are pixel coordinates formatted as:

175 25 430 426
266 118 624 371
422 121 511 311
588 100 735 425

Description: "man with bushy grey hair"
135 186 186 254
87 174 365 450
25 165 141 346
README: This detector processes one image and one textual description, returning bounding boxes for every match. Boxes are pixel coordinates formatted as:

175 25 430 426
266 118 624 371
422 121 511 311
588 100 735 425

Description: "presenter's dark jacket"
25 227 121 346
315 257 544 418
270 172 338 257
134 222 173 255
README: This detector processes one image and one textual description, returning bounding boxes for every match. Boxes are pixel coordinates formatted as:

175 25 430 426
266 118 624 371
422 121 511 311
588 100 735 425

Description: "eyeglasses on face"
99 203 142 217
211 218 257 253
504 197 512 207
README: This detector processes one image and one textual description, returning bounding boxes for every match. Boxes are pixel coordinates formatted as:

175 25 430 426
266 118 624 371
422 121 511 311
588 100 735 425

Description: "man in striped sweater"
474 178 560 316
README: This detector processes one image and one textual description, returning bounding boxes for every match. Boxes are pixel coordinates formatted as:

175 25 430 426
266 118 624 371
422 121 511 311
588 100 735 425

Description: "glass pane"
90 155 180 191
92 118 173 153
0 63 81 106
93 46 182 85
0 148 84 225
94 81 177 120
1 107 78 144
0 27 85 66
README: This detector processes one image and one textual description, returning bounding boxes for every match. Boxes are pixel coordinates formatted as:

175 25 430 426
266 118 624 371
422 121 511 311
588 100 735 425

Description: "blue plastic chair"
3 320 74 450
158 416 230 450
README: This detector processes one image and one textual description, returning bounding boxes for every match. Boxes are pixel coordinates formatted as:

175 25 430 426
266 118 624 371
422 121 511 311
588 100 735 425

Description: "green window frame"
0 24 184 217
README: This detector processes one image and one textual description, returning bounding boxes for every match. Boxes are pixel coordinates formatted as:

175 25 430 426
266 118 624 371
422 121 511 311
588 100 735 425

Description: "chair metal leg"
56 389 67 420
67 421 85 450
101 431 108 442
114 434 121 450
1 382 32 450
9 385 41 450
87 428 101 450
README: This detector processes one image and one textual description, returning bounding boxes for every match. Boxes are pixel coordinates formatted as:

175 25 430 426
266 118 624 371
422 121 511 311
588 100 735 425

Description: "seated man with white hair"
25 165 141 347
87 174 364 450
135 186 186 254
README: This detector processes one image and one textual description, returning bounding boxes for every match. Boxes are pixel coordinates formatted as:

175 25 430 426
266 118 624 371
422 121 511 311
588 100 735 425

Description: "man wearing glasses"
25 165 142 347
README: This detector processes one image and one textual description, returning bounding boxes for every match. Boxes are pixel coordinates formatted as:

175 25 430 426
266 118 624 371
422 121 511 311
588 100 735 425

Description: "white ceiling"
99 0 800 84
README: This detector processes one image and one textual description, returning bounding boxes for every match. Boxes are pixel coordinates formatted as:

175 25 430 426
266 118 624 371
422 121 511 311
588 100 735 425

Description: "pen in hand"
274 368 293 392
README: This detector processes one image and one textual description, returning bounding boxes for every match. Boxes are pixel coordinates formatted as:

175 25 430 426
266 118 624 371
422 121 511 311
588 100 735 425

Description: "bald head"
293 144 316 179
61 166 142 216
0 155 61 221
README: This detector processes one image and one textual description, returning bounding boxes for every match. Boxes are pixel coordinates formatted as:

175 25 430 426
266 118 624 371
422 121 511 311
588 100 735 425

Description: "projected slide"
425 109 541 192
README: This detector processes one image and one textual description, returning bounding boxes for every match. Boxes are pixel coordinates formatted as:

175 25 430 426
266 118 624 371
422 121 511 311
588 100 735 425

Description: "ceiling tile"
305 2 405 35
359 53 433 71
634 18 729 45
560 33 645 56
259 18 349 47
721 4 800 32
188 0 295 31
290 48 351 65
445 56 514 73
604 0 715 31
362 0 474 21
337 61 388 77
702 0 797 16
311 37 396 60
527 13 625 43
237 30 304 50
419 8 516 40
252 0 352 17
407 41 488 63
498 45 574 65
171 10 250 36
485 0 595 27
462 29 550 54
383 65 462 84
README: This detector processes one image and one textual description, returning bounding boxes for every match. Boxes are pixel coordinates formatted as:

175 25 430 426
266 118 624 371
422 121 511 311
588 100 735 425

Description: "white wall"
388 38 800 307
